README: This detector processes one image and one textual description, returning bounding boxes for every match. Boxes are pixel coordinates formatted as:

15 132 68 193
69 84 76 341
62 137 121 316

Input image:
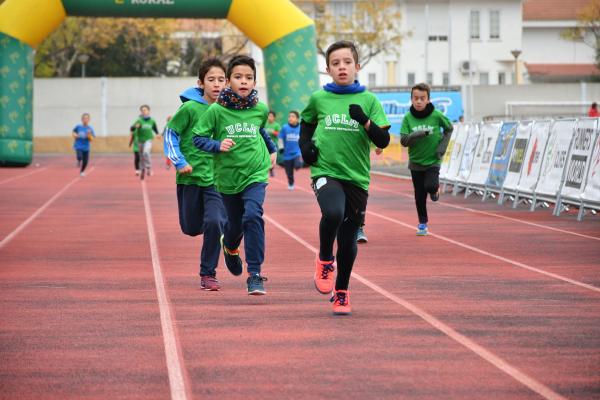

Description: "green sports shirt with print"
400 109 452 167
167 101 214 186
193 102 270 194
132 117 157 142
300 90 390 191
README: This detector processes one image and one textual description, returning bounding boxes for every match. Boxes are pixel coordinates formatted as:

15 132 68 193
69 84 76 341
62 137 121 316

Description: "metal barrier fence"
439 118 600 221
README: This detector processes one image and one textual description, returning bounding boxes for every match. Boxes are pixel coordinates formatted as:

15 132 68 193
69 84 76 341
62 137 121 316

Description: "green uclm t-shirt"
193 102 270 194
400 109 452 167
132 117 157 142
167 101 214 186
300 90 390 191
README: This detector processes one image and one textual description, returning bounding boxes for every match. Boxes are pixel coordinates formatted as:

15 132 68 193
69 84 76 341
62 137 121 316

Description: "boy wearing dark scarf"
193 55 276 296
299 40 390 315
400 83 453 236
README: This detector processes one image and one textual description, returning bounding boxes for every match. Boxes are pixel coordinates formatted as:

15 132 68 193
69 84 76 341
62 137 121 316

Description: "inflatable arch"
0 0 320 166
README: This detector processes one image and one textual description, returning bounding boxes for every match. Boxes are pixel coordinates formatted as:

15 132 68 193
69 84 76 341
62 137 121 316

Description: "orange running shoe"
314 256 335 294
331 290 351 315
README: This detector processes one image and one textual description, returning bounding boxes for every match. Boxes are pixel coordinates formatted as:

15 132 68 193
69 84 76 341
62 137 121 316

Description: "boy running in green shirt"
163 58 227 291
300 41 391 315
264 110 281 176
130 104 159 180
400 83 453 235
193 55 277 296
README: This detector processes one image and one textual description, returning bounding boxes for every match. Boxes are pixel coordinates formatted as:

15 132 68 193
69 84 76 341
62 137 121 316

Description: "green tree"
35 17 181 77
562 0 600 69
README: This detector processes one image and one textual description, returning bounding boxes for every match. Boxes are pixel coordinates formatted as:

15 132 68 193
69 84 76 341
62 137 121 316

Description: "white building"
294 0 524 87
522 0 599 82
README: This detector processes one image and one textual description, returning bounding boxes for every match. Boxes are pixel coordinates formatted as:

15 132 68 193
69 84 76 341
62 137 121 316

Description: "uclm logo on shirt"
324 114 359 131
225 123 259 137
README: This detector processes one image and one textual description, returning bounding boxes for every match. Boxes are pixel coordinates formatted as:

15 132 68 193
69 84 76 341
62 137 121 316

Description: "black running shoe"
220 235 242 276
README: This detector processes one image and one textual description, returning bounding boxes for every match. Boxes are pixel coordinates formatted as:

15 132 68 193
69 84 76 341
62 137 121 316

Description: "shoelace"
250 275 268 283
330 292 347 306
320 263 334 279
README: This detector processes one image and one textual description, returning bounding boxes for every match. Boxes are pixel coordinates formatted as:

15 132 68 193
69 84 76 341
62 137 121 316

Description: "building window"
407 72 416 86
428 35 449 42
443 72 449 86
470 10 480 40
368 73 377 88
427 72 434 84
490 10 500 39
498 72 506 85
480 72 489 85
330 1 353 22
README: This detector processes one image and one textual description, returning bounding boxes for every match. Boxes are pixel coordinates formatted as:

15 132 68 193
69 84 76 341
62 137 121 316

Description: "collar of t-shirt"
323 80 366 94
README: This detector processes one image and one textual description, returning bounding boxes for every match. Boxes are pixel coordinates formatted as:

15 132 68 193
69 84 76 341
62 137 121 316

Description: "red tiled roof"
525 63 600 77
523 0 591 21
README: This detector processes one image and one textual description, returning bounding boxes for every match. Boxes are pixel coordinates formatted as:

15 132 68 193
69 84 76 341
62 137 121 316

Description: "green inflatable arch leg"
0 32 33 166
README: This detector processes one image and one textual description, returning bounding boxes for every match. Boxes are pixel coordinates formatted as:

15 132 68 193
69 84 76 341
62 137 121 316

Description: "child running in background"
163 58 227 291
129 104 159 180
277 110 302 190
264 110 281 177
299 41 390 315
193 55 277 296
72 112 95 177
400 82 453 236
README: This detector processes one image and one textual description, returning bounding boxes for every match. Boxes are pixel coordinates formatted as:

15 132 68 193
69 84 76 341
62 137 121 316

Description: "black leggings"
77 150 89 173
410 166 440 224
314 178 367 291
134 152 140 171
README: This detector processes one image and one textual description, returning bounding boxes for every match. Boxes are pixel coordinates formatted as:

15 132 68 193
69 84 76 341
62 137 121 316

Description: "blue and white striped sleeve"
163 127 188 169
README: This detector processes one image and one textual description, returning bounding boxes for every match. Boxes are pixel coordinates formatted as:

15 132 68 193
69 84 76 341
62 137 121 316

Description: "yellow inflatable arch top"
0 0 319 166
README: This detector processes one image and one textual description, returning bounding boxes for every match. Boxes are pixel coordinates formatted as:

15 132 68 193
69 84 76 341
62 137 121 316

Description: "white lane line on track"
141 180 190 400
264 213 567 400
370 175 600 242
270 177 600 295
367 209 600 294
0 167 47 185
0 167 94 251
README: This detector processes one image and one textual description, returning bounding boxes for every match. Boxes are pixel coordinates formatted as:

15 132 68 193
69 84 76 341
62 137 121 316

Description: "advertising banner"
457 124 480 183
581 127 600 203
467 122 501 186
440 124 458 179
535 119 576 197
444 123 470 182
559 118 597 199
375 90 464 135
502 121 533 192
486 122 518 188
516 120 551 195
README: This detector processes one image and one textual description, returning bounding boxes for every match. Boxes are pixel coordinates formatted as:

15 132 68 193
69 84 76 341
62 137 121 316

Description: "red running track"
1 154 599 400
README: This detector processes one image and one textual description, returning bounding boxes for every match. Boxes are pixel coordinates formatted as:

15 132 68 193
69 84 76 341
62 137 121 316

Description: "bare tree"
562 0 600 69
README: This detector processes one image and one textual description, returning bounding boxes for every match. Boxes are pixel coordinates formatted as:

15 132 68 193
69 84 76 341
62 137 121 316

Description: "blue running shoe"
416 223 428 236
247 274 267 295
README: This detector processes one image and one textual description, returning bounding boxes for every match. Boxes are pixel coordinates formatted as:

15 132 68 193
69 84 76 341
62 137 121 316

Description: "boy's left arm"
348 103 390 149
152 120 160 136
436 115 454 159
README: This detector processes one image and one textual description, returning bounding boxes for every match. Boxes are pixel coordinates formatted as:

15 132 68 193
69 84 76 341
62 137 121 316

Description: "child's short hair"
140 104 150 111
411 83 431 99
268 110 276 117
226 55 256 81
325 40 359 67
198 58 226 82
289 110 299 118
81 113 90 118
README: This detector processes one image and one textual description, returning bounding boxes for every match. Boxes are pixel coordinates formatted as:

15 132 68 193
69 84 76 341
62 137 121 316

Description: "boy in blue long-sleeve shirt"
163 58 227 291
278 110 303 190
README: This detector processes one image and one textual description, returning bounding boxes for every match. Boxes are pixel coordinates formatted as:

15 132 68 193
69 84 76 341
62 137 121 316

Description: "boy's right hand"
178 164 193 174
300 142 319 165
220 138 235 152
